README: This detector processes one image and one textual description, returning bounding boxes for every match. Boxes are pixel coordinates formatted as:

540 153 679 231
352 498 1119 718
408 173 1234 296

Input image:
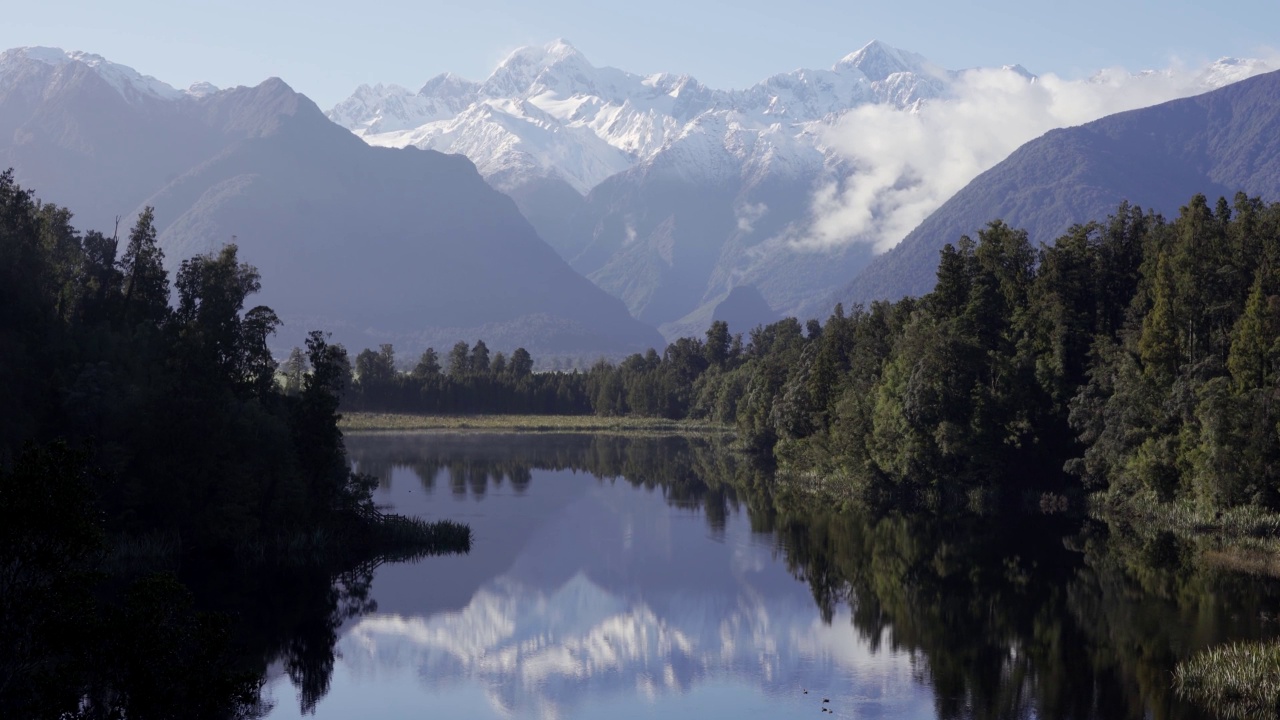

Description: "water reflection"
260 434 1280 720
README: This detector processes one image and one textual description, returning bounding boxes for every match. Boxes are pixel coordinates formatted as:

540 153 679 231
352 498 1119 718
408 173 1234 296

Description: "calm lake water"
260 433 1280 720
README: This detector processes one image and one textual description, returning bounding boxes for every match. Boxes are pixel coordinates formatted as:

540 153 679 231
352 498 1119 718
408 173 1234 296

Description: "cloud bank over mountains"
803 54 1277 253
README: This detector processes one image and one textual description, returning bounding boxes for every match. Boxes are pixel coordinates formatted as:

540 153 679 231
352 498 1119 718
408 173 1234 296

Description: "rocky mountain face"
330 40 954 338
331 40 946 195
0 47 662 356
826 68 1280 309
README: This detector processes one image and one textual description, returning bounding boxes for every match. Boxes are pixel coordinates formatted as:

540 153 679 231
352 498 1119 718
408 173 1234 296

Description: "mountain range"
329 40 960 337
829 67 1280 308
3 42 1276 357
0 47 662 356
330 41 1270 338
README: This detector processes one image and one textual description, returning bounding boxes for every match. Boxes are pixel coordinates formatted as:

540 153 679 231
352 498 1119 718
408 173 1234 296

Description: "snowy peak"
0 46 185 102
835 40 935 82
1197 57 1273 88
327 39 987 194
419 71 480 99
1002 64 1037 81
1085 57 1272 93
493 37 584 73
482 38 593 98
327 75 480 136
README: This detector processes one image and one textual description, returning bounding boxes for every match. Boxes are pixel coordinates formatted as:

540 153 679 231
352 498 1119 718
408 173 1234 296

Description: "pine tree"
447 341 470 378
1227 269 1277 392
470 340 491 375
412 348 441 381
119 207 169 325
1138 253 1182 379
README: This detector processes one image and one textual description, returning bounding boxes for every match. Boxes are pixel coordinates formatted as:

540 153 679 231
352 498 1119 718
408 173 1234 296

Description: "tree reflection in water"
259 433 1280 719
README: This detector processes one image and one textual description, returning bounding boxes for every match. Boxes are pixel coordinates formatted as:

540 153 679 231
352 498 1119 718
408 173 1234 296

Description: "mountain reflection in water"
259 434 1280 720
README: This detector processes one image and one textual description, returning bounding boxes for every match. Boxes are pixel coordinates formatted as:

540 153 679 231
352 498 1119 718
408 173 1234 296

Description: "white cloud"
797 54 1279 253
735 201 767 233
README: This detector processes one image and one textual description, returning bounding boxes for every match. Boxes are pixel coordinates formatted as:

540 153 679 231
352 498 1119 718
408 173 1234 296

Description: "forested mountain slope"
828 69 1280 309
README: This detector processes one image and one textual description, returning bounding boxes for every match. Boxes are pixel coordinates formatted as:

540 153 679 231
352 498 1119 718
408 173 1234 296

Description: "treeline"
713 192 1280 517
0 169 378 547
348 192 1280 518
735 193 1280 517
0 171 467 718
333 341 593 414
337 325 743 419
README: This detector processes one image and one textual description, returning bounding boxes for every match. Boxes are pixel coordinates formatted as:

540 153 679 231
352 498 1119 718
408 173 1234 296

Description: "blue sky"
3 0 1277 108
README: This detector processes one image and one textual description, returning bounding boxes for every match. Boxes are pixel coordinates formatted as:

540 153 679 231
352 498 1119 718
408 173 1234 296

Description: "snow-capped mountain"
0 45 663 356
334 43 1279 335
327 40 972 334
330 39 949 195
6 42 1266 349
0 46 216 102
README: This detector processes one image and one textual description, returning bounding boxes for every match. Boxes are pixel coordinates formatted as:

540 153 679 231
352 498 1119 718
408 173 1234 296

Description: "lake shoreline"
338 412 734 435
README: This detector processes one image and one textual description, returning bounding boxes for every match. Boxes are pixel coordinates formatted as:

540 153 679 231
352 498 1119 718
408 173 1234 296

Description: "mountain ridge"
331 40 1271 339
0 46 663 355
824 68 1280 310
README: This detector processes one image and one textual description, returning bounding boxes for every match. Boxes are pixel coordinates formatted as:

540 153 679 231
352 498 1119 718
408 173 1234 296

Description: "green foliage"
119 206 170 327
412 347 441 381
447 340 470 378
0 172 476 718
0 170 411 550
319 190 1280 524
713 192 1280 518
1175 641 1280 719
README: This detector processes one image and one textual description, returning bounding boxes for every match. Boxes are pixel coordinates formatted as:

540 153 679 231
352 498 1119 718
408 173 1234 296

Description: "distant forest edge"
0 170 471 718
339 191 1280 532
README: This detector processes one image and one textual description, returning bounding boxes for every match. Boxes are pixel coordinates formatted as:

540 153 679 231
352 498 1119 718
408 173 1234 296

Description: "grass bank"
339 412 733 436
1093 490 1280 578
1175 640 1280 719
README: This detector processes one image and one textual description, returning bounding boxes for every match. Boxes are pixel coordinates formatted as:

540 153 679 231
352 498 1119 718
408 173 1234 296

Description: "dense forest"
0 171 469 718
347 192 1280 524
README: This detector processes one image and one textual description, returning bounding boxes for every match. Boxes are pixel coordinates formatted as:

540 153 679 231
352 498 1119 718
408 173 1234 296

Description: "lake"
260 433 1280 720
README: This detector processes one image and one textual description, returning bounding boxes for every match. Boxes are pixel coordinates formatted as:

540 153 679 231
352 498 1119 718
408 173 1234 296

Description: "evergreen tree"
282 347 308 396
471 340 491 375
412 348 441 381
119 207 169 326
509 348 534 380
1227 269 1279 392
447 341 470 378
705 320 731 368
